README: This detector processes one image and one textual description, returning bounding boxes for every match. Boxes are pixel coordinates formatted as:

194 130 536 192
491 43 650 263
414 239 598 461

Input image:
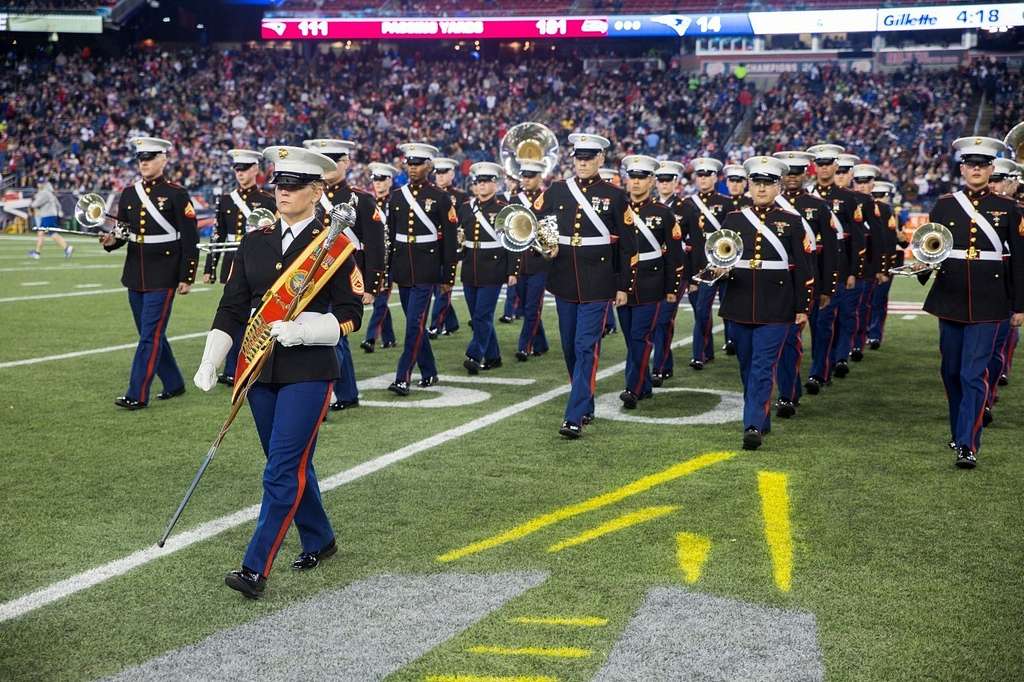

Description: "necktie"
282 227 293 252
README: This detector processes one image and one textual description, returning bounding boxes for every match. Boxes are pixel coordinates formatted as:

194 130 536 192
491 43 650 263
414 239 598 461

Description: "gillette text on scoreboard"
261 4 1024 41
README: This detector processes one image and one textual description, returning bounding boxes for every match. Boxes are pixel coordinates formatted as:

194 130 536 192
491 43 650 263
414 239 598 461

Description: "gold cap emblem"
278 148 289 159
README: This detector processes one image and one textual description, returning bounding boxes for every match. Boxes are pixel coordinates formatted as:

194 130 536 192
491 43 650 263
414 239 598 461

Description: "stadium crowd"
0 44 1016 207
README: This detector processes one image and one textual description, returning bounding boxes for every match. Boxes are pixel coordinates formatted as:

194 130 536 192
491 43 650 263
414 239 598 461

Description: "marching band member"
851 164 898 356
510 157 551 361
618 154 684 409
303 138 386 412
717 156 815 450
683 157 732 371
723 164 753 212
533 133 637 438
919 137 1024 468
803 143 870 391
386 142 459 396
193 145 363 598
429 157 466 337
866 181 904 350
771 151 839 418
600 167 622 188
361 162 399 353
651 160 686 381
203 149 276 386
459 162 510 374
100 137 198 410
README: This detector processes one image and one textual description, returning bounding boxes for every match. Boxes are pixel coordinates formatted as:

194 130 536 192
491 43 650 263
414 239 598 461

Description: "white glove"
270 311 340 347
193 328 233 392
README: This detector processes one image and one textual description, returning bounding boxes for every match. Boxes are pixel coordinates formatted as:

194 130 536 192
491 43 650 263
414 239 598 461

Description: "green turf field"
0 233 1021 681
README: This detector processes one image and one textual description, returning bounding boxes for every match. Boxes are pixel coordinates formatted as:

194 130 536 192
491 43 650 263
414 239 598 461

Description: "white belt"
127 232 179 244
557 235 612 246
464 240 503 250
225 234 239 243
735 259 788 270
394 233 438 244
638 250 661 262
947 249 1002 262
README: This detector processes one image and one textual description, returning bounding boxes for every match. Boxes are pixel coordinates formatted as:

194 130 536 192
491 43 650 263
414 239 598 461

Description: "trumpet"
199 208 276 253
692 229 743 284
494 204 559 258
889 222 953 276
75 193 127 238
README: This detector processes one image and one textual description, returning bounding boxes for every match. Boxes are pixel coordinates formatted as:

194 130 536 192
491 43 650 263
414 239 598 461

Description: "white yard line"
0 324 719 623
20 281 49 287
0 264 122 273
0 287 211 304
75 283 102 289
0 332 210 369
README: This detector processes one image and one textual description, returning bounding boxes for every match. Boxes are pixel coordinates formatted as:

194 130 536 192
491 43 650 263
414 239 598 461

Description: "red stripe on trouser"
790 327 804 402
970 333 1000 450
657 316 675 374
435 291 450 327
702 300 714 358
823 310 838 377
263 386 332 576
590 305 609 394
140 290 174 403
634 303 661 395
405 302 428 383
763 333 788 420
526 288 544 353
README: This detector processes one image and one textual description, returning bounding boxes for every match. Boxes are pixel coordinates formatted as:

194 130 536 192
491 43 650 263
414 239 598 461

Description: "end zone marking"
437 451 737 563
466 646 591 659
508 616 608 627
427 676 558 682
547 506 678 553
675 532 712 584
758 471 794 592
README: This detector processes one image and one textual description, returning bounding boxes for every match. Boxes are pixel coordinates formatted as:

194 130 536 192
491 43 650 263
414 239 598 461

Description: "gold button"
139 228 145 234
970 228 977 233
146 188 151 194
275 262 282 271
139 219 146 225
973 200 979 206
574 223 581 228
139 210 146 216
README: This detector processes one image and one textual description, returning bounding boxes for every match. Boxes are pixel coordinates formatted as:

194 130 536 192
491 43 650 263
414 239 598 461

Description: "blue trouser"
516 272 549 354
690 282 718 362
396 285 438 384
831 279 866 366
429 285 459 333
718 280 734 348
939 320 999 453
618 302 662 397
732 321 788 434
223 326 244 378
652 297 680 377
503 282 524 318
556 298 609 425
854 278 877 351
866 278 892 343
333 335 358 403
126 288 184 404
986 318 1012 408
464 284 502 362
810 294 839 380
777 321 806 405
244 380 334 577
365 286 395 345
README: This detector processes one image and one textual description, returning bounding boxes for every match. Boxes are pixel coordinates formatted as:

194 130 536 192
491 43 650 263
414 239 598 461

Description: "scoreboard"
260 3 1024 41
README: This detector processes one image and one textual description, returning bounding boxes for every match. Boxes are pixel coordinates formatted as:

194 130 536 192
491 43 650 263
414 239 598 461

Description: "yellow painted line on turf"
675 532 712 584
547 506 678 553
437 451 736 562
508 615 608 627
467 645 591 658
758 471 794 592
423 671 557 675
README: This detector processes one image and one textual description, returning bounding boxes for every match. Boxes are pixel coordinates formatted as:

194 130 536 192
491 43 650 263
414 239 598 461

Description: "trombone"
692 229 743 284
889 222 953 276
199 208 276 253
494 204 559 258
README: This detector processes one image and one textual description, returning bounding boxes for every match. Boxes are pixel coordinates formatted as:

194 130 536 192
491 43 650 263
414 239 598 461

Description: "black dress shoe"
515 350 529 362
360 340 375 353
292 539 337 571
948 439 957 451
689 359 704 370
499 315 514 324
216 374 234 386
650 373 663 388
775 400 796 419
804 378 821 395
483 357 502 370
834 361 850 378
381 341 397 349
225 568 266 599
464 357 482 375
982 407 993 427
156 386 186 401
582 413 595 425
868 339 881 350
531 349 547 357
418 375 439 388
440 328 457 336
427 328 439 340
998 373 1009 387
330 399 359 411
619 390 639 409
114 396 147 410
724 341 737 356
850 349 864 362
954 446 977 469
387 381 410 396
742 427 763 451
559 421 581 439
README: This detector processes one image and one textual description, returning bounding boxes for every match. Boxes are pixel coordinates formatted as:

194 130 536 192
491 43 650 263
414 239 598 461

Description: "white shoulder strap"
566 178 611 239
953 191 1002 254
630 208 663 261
774 195 815 246
401 185 438 238
518 192 530 207
229 190 252 218
471 200 499 241
133 181 176 236
741 207 789 266
689 194 722 231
